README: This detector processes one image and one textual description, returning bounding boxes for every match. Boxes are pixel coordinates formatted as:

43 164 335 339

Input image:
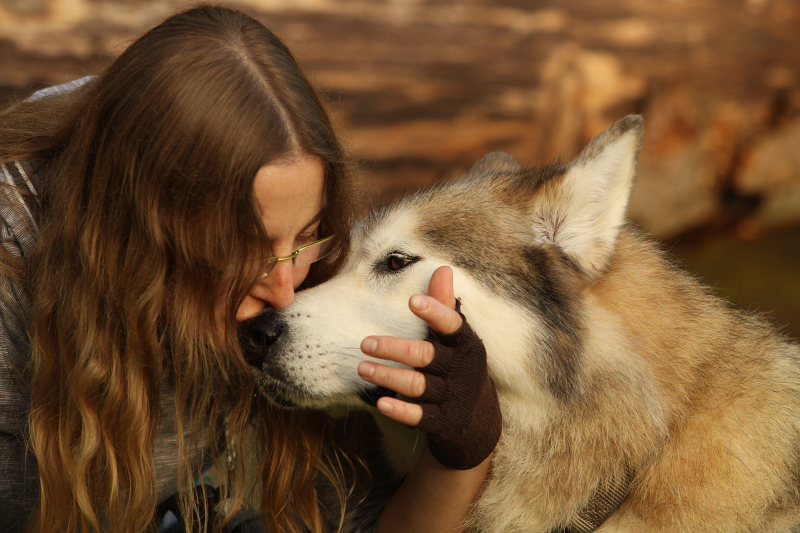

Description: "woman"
0 5 500 533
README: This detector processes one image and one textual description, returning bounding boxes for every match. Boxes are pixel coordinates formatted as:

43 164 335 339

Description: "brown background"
2 0 799 337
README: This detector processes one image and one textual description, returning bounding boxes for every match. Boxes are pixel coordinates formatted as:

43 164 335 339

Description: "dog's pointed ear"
531 115 643 277
463 152 521 182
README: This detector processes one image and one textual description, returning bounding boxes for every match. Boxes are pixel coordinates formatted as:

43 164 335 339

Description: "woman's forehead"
253 154 325 242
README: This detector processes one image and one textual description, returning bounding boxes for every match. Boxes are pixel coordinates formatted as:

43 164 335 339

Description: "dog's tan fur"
473 228 800 532
248 115 800 532
457 118 800 532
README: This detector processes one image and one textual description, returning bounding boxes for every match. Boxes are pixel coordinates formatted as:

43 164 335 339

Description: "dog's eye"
374 251 421 275
387 253 414 271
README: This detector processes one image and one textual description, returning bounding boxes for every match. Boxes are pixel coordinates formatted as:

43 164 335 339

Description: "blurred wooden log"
1 0 799 241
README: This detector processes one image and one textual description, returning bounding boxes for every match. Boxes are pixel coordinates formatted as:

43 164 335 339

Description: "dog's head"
242 116 644 411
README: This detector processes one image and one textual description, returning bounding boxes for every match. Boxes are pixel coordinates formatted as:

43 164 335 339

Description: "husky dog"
244 115 800 532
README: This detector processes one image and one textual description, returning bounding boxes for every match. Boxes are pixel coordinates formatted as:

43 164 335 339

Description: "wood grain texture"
1 0 799 332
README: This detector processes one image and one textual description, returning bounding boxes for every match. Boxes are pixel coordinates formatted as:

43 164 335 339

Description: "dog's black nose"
239 312 285 368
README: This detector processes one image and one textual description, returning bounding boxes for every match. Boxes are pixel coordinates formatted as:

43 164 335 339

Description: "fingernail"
377 398 394 413
362 338 378 354
358 361 375 378
409 295 427 311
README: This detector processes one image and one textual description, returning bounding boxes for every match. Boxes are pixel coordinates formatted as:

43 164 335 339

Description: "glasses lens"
258 258 279 279
295 237 336 267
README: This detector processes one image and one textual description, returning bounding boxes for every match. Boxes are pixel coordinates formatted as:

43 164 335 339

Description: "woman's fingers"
411 266 462 335
361 335 434 368
358 360 426 398
357 360 426 426
357 265 465 427
427 265 456 310
376 396 423 426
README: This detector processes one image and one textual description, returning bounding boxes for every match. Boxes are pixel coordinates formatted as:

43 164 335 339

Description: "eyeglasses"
256 234 337 279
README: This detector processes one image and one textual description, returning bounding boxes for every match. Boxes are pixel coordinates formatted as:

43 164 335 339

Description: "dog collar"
554 467 634 533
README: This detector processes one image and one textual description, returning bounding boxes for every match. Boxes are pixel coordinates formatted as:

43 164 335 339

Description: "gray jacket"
0 159 39 530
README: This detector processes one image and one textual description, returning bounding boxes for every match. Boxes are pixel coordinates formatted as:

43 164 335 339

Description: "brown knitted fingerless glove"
415 303 503 470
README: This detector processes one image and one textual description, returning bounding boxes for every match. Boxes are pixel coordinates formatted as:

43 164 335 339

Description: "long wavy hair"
0 5 359 533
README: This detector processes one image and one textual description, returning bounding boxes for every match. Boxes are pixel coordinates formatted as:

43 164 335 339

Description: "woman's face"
235 153 325 322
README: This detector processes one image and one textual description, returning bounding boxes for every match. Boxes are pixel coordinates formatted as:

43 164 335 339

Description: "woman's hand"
358 265 502 470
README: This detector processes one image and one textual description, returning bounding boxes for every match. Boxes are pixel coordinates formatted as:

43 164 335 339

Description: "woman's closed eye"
295 230 319 246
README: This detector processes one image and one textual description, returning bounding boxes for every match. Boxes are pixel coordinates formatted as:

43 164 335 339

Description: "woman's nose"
235 260 299 322
261 260 296 309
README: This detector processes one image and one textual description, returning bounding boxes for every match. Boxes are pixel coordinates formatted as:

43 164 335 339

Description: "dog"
242 115 800 532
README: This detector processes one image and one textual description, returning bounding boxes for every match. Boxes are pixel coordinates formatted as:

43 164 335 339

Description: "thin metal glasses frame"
256 234 337 279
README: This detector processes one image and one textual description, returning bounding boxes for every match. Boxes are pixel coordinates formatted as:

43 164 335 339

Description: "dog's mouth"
238 312 304 408
251 367 347 409
255 369 396 410
254 377 299 408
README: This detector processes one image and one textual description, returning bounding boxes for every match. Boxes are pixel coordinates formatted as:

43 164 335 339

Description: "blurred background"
1 0 798 337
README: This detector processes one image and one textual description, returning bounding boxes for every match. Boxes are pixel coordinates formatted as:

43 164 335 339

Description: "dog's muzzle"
238 311 396 409
238 311 285 369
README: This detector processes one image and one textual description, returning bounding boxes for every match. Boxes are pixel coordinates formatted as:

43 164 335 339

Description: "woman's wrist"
377 447 492 533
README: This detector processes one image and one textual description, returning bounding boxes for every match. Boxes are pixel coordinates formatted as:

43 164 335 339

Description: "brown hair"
0 5 358 533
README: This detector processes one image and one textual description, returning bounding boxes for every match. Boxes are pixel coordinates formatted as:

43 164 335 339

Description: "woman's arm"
357 266 501 532
376 450 491 533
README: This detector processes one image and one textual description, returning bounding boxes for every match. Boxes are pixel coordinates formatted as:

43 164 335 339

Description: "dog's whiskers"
334 349 366 362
